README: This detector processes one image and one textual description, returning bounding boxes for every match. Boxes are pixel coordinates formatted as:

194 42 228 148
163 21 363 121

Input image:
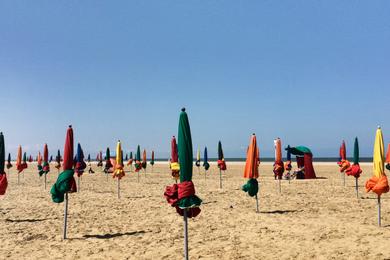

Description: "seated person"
295 166 305 179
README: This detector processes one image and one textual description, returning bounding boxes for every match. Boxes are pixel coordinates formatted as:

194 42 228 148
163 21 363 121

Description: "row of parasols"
0 110 389 260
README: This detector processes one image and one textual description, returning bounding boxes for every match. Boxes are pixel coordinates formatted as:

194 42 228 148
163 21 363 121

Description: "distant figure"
295 166 305 179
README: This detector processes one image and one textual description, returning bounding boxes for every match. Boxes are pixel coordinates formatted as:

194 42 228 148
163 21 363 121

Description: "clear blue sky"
0 1 389 158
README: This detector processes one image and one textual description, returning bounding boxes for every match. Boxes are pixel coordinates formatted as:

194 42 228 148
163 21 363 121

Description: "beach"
1 162 389 259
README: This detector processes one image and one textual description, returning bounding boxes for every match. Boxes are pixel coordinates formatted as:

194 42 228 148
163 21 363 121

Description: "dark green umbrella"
346 137 363 198
217 141 227 189
0 132 8 195
135 145 142 181
6 153 12 169
23 152 27 164
353 137 359 165
165 108 202 260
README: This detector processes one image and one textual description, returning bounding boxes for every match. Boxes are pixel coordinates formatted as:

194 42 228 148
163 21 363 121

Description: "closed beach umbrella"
104 147 113 173
273 138 284 179
37 152 42 169
386 143 390 171
170 136 180 181
142 149 147 170
0 132 8 195
134 145 142 172
273 138 284 193
113 140 125 199
217 141 227 189
195 148 201 168
113 141 125 179
75 143 86 177
6 153 12 170
16 145 27 184
55 149 61 170
150 151 155 166
127 151 133 167
39 144 50 189
217 141 227 171
50 126 77 239
346 137 363 198
150 151 155 173
242 134 260 212
365 127 389 226
203 147 210 171
97 151 103 167
338 140 350 186
164 108 202 260
23 152 27 166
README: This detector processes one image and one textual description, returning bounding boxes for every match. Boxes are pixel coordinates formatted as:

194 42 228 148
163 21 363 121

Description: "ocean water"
154 157 374 162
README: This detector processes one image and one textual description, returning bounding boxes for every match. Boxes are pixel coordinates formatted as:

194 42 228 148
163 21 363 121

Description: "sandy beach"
0 162 389 259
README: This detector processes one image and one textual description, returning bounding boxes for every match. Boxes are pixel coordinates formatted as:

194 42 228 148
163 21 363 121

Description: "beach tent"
285 145 316 179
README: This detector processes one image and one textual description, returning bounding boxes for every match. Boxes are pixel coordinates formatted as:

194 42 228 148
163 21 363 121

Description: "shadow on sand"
83 230 147 239
5 218 49 223
260 210 300 214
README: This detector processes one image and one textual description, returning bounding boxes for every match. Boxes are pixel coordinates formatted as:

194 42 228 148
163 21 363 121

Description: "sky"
0 1 389 159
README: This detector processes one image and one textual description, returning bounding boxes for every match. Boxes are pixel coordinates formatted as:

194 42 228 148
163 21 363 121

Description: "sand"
1 162 389 259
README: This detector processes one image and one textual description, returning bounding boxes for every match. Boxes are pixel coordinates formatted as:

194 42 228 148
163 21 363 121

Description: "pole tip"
68 125 72 128
181 107 185 112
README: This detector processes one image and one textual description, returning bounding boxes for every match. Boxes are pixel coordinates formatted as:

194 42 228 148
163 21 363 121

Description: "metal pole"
255 194 259 213
18 173 20 185
183 209 189 260
137 172 140 183
355 178 359 199
63 192 68 239
44 174 47 190
219 169 222 189
343 172 345 186
117 178 120 199
378 195 381 227
279 179 281 194
78 177 80 192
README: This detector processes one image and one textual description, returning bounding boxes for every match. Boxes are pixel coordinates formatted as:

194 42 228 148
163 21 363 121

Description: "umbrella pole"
106 172 108 182
17 173 20 185
355 178 359 199
44 174 47 190
378 195 381 227
63 192 68 240
117 178 120 199
343 172 345 186
78 176 80 192
255 194 259 213
137 172 140 183
57 168 59 176
219 169 222 189
279 178 281 194
183 209 189 260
